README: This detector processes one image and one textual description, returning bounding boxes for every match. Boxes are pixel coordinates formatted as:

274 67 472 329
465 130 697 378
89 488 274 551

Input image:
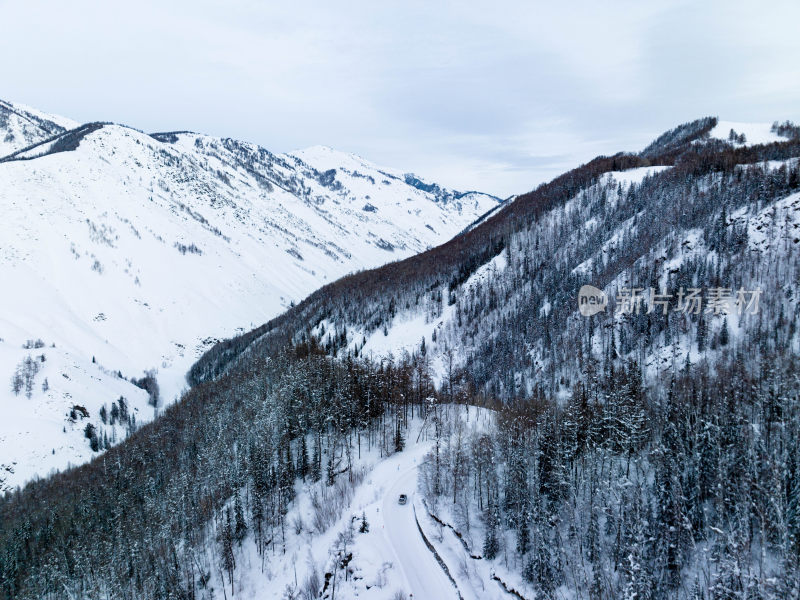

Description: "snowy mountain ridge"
4 115 800 600
216 118 799 406
174 118 800 599
0 99 78 157
0 99 501 491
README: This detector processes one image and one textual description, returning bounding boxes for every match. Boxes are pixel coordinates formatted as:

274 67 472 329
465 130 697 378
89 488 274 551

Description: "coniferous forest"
3 119 800 599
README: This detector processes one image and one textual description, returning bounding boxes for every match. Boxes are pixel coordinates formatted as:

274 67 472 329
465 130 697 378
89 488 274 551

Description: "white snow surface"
208 405 513 600
603 165 672 186
0 105 500 491
0 99 77 157
383 467 458 599
708 120 784 146
315 251 509 385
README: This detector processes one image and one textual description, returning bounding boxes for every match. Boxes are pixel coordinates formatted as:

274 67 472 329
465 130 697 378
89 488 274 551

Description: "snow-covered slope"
288 144 497 219
200 405 499 600
0 99 78 157
317 166 672 379
707 120 785 146
0 103 501 490
307 157 800 400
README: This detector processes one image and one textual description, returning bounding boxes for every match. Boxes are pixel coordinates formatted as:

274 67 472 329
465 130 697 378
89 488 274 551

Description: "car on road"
398 494 408 505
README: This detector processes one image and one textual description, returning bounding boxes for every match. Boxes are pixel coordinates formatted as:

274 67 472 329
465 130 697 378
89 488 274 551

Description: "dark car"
398 494 408 505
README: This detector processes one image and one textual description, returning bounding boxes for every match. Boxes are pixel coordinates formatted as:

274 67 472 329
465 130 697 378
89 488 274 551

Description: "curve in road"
382 460 461 600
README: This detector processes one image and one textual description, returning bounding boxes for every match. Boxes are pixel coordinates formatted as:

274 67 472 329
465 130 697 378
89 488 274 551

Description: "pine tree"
394 420 405 453
326 451 336 487
697 314 707 352
524 525 556 595
10 368 22 395
281 444 295 499
653 415 691 589
621 487 654 600
719 317 729 346
311 435 322 482
234 493 247 544
299 435 309 481
586 503 600 564
483 492 500 559
516 521 530 557
220 508 235 596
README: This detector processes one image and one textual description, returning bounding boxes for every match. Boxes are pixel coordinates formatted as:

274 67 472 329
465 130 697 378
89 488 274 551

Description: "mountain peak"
0 99 79 157
0 99 500 490
707 119 787 146
641 115 799 158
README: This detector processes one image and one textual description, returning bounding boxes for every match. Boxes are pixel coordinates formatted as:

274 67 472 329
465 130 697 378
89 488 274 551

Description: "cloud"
1 0 798 197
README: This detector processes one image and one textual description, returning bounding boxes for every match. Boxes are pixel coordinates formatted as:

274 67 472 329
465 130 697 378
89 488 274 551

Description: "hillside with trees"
2 118 800 599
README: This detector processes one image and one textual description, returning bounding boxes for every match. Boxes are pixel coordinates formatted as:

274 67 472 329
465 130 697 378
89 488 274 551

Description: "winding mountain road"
382 458 461 600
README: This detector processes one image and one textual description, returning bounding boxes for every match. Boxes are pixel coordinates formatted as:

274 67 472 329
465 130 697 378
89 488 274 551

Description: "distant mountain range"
193 116 799 400
0 99 501 490
3 106 800 600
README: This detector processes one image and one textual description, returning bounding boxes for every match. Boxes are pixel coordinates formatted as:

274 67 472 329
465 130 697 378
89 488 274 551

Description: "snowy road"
382 458 460 600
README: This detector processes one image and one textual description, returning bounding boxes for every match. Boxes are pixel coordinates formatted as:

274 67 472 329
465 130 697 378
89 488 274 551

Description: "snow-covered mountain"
181 117 800 599
218 117 799 401
4 116 800 600
0 99 501 490
0 99 77 156
706 119 786 146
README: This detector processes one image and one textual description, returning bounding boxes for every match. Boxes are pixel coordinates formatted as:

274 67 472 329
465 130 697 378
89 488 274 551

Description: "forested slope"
3 118 800 599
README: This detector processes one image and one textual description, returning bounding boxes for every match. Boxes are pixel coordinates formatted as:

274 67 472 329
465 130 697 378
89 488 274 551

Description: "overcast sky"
2 0 799 197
